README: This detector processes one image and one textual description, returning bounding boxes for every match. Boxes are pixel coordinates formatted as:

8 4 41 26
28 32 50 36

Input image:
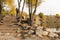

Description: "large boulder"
36 27 48 37
46 28 59 38
36 27 59 38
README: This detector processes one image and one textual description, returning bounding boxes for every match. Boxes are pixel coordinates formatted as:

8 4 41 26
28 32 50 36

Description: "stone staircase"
0 15 19 33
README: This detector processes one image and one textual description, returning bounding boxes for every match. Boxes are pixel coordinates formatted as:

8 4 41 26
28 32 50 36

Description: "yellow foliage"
21 12 29 18
34 15 40 19
25 0 43 7
9 6 16 16
1 9 6 16
4 0 14 4
2 0 16 16
42 16 47 27
56 14 60 18
42 16 47 22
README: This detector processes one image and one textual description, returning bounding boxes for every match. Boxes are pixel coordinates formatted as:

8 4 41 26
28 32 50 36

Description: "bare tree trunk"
16 0 22 22
33 0 38 15
20 0 25 22
28 0 38 26
30 0 33 26
32 0 38 26
0 4 2 23
0 0 3 23
28 0 32 25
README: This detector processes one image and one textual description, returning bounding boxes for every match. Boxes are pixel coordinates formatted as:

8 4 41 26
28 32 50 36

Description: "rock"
22 24 28 27
16 34 21 37
46 28 53 32
28 30 34 34
36 27 48 36
6 33 10 36
37 34 43 38
24 34 29 37
16 28 22 33
23 30 28 33
48 32 59 38
26 26 31 28
33 24 38 27
42 31 48 35
46 28 59 38
32 35 36 37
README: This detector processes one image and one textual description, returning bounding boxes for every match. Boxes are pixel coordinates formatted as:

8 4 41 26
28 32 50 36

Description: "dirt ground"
0 15 60 40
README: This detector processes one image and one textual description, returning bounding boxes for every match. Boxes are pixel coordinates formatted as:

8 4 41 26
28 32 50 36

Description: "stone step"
0 24 19 28
0 27 19 29
0 29 17 33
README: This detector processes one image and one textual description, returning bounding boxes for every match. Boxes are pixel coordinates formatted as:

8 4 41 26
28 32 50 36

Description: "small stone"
28 30 34 34
32 35 36 37
24 34 28 37
6 33 10 35
48 32 58 38
17 34 21 37
42 31 48 35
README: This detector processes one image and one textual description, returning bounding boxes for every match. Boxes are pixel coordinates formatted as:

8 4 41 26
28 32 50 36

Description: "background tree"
0 0 4 23
55 14 60 30
0 0 16 17
38 12 44 26
55 14 60 18
42 15 47 27
46 15 56 28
